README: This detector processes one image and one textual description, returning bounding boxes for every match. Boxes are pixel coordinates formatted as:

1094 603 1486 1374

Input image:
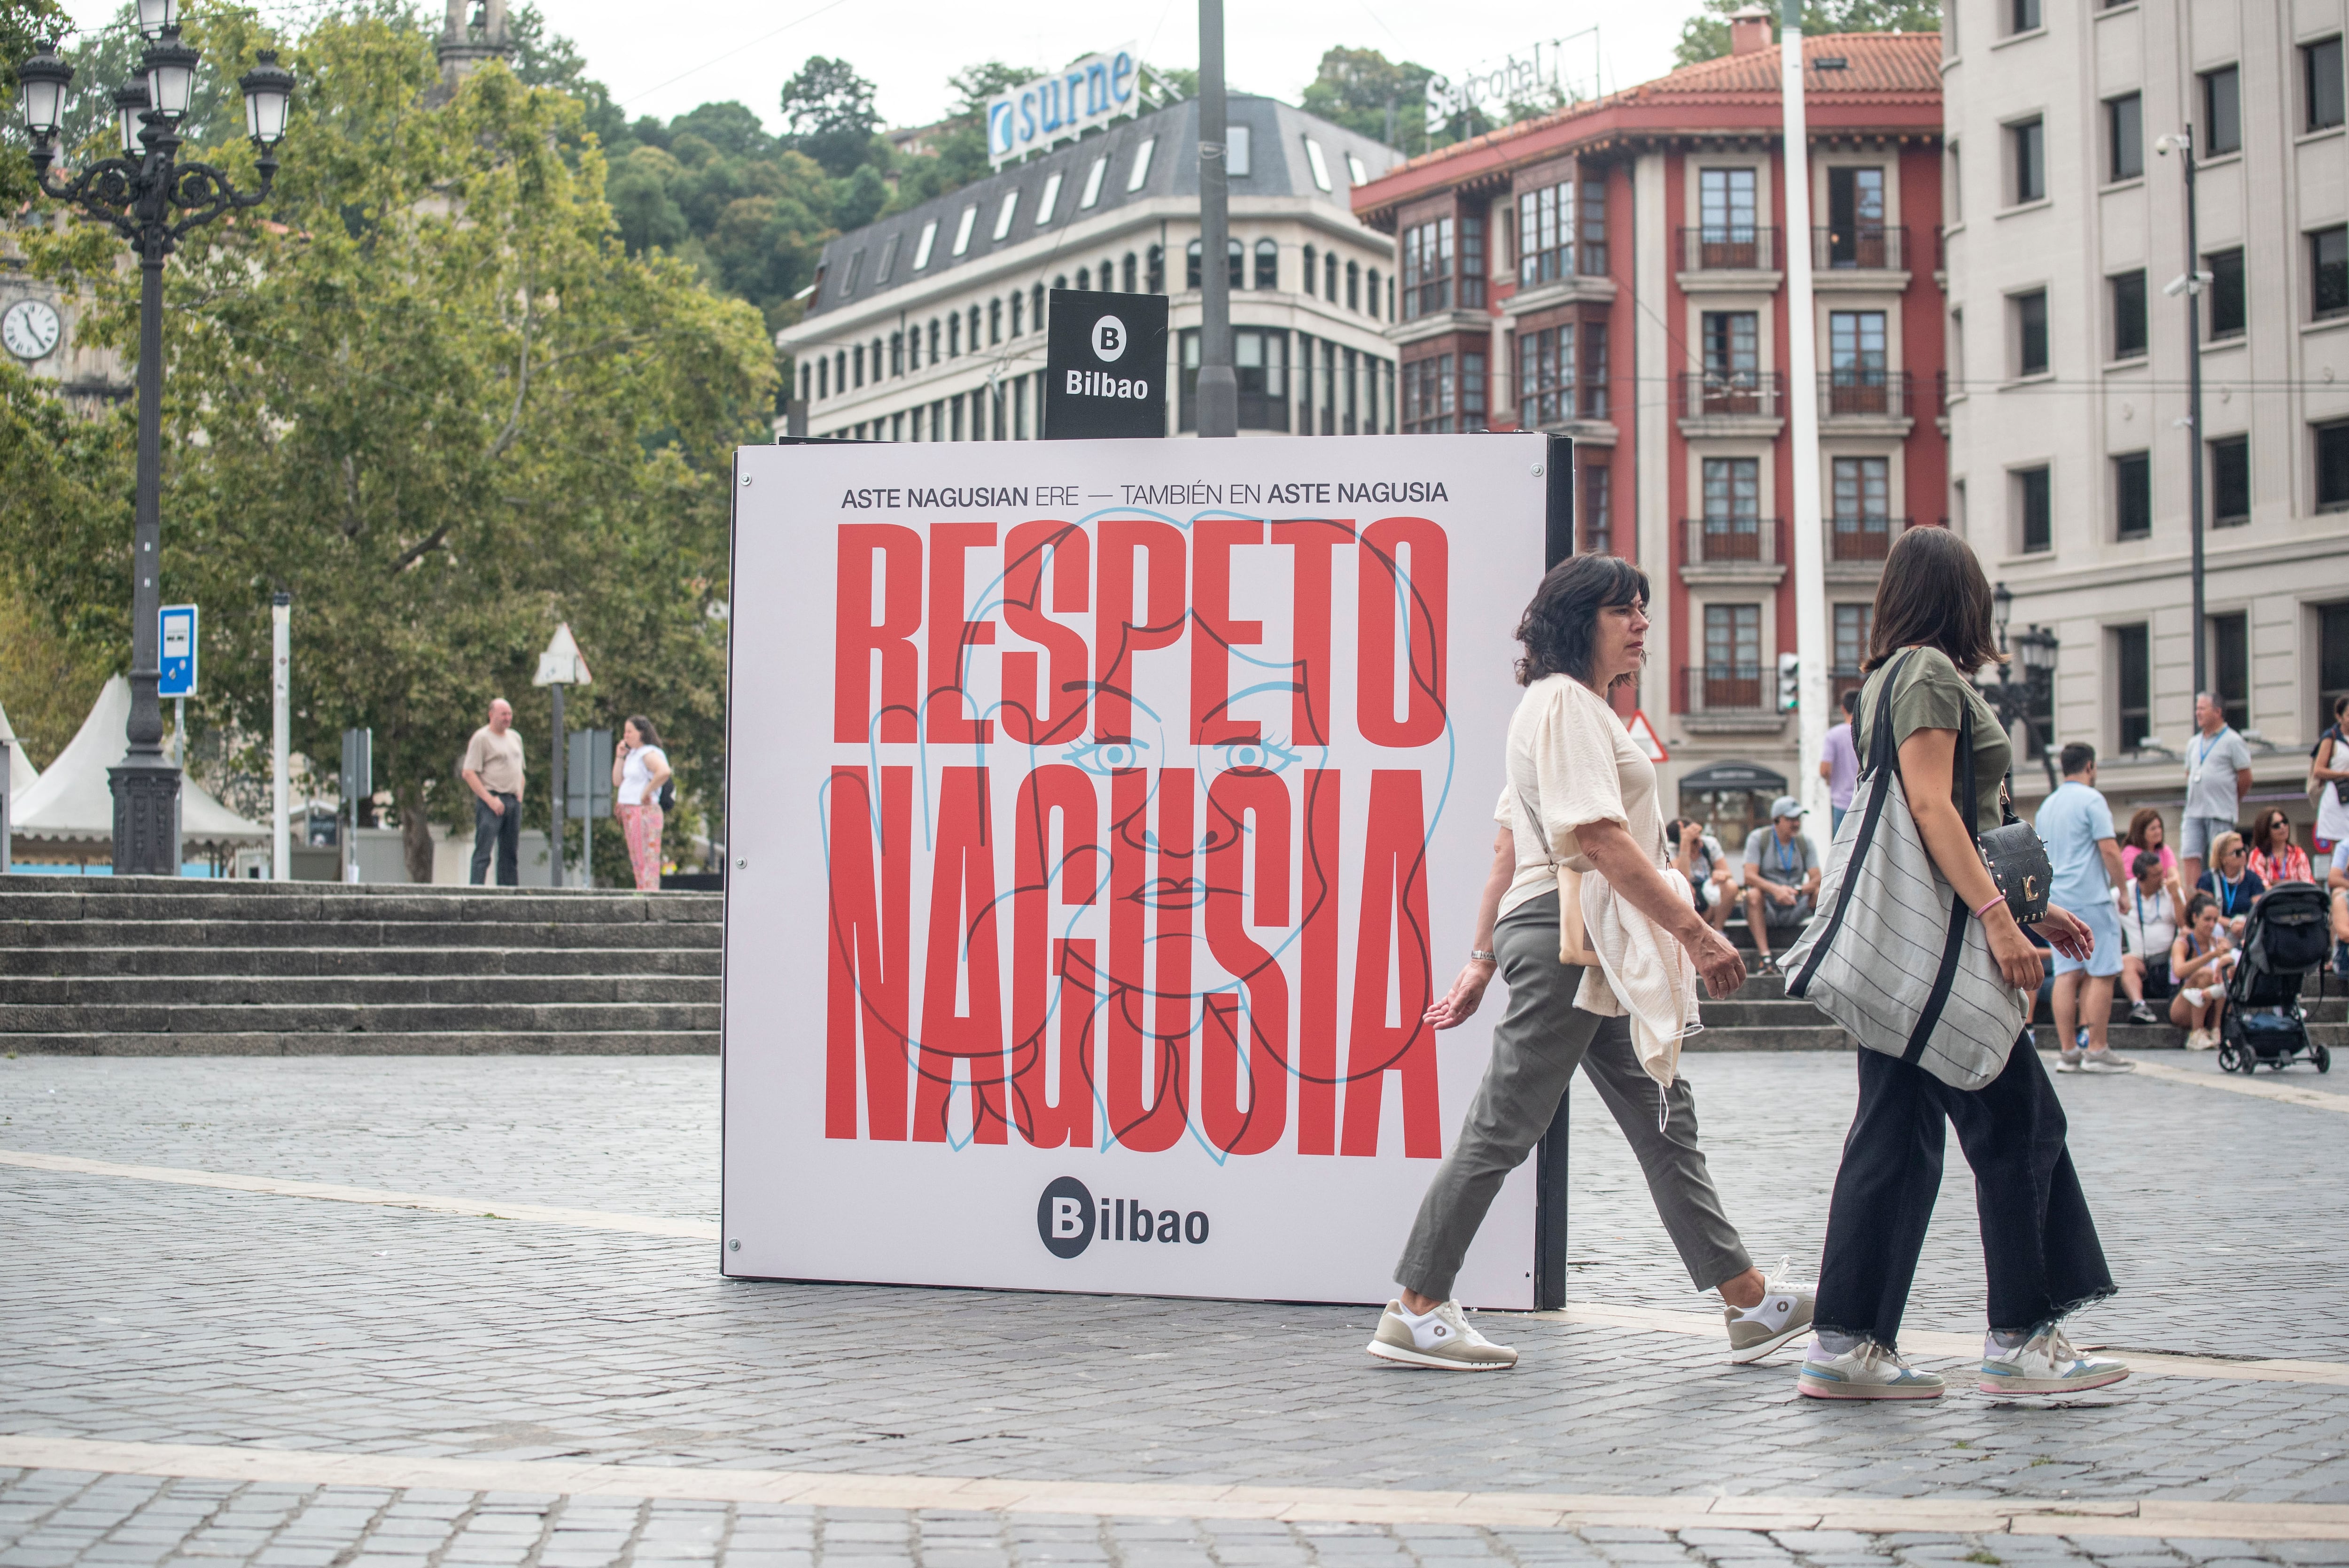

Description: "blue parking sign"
159 604 197 697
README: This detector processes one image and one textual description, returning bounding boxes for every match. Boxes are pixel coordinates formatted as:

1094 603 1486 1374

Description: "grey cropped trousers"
1393 890 1754 1302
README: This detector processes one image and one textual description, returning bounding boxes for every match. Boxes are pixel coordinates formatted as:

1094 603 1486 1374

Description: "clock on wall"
2 298 62 362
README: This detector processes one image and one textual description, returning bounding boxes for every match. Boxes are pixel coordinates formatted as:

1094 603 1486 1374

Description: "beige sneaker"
1366 1299 1518 1370
1725 1259 1816 1364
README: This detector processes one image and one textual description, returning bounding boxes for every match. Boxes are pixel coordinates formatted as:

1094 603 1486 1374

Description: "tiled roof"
1388 32 1941 177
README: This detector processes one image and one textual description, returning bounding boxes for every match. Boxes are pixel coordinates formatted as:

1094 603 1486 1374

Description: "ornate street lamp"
15 33 293 875
1984 581 2061 794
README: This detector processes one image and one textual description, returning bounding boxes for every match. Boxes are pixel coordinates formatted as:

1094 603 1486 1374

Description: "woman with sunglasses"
2246 808 2312 887
2195 832 2266 941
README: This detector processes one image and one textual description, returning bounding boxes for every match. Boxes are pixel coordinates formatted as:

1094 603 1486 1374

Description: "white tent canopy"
10 675 267 851
0 698 38 803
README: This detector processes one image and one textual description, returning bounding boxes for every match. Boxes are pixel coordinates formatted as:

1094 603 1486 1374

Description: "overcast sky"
62 0 1694 138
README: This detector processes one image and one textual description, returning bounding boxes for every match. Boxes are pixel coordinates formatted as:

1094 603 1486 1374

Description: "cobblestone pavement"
4 1050 2347 1568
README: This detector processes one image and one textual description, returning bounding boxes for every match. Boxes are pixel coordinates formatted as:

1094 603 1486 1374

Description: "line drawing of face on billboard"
818 503 1456 1167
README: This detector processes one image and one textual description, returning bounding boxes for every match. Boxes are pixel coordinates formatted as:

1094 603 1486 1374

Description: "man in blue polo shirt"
2038 742 2133 1074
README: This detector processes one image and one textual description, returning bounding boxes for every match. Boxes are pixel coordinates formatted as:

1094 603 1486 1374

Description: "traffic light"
1777 652 1800 712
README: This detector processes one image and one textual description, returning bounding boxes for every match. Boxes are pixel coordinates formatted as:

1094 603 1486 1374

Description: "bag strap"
1907 667 1982 1065
1787 649 1920 999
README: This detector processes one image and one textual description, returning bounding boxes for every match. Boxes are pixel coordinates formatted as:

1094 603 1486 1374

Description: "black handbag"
657 776 676 811
1960 702 2051 924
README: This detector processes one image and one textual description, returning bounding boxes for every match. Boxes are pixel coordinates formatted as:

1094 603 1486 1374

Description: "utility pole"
1194 0 1237 438
2157 129 2207 706
271 592 290 881
1781 0 1829 822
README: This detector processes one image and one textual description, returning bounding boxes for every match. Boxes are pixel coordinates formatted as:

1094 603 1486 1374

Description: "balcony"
1812 225 1909 272
1819 371 1912 420
1679 371 1783 424
1682 517 1785 567
1828 516 1912 563
1679 226 1781 273
1681 664 1767 713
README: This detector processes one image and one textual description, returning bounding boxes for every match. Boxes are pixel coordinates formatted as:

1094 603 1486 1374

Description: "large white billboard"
722 435 1550 1306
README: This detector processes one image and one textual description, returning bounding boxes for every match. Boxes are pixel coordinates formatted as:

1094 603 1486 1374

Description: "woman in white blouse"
1366 554 1814 1374
612 715 672 893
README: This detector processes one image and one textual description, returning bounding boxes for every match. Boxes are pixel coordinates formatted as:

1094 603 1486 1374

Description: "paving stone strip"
5 1437 2349 1540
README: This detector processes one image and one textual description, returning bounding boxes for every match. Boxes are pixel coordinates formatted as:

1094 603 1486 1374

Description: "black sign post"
1533 429 1574 1310
1041 289 1168 440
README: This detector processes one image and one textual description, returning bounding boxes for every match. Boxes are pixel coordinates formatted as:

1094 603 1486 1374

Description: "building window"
1580 322 1608 418
1579 181 1608 273
1518 180 1573 285
1346 260 1361 310
1075 265 1091 292
2314 226 2348 319
1401 355 1455 433
1227 123 1251 177
1147 249 1164 294
1831 457 1892 561
2319 420 2349 512
1301 243 1317 298
1828 310 1888 407
1702 458 1761 558
1703 605 1763 710
888 331 903 377
989 299 1002 345
1702 310 1759 385
1127 136 1156 191
853 344 865 388
2320 602 2349 737
2008 118 2045 205
2114 451 2152 539
1582 464 1612 556
1833 604 1873 703
2113 624 2151 752
1402 217 1454 319
1366 268 1381 319
1462 351 1486 425
2106 93 2143 182
2207 248 2246 337
2007 0 2040 34
2109 270 2147 359
1254 239 1277 289
2209 434 2250 524
1697 166 1758 263
1184 240 1199 290
2016 466 2052 552
1122 252 1137 292
2203 67 2241 155
1517 324 1573 427
1825 166 1886 267
1178 327 1290 432
2013 289 2049 377
2306 36 2345 131
2211 612 2250 731
1325 249 1340 302
1303 136 1332 192
815 356 827 400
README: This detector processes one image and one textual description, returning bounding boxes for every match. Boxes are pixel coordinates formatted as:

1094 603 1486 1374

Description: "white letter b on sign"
1053 1197 1084 1237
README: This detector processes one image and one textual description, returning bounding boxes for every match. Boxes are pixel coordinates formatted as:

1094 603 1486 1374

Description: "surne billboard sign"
721 434 1550 1306
987 47 1142 168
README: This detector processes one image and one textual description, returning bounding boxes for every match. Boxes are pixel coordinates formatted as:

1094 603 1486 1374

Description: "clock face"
2 299 62 362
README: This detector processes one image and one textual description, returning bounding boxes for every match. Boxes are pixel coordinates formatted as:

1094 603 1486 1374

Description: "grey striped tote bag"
1778 652 2028 1090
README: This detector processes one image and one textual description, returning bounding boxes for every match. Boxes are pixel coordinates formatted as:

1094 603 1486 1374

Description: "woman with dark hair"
1798 526 2126 1402
612 715 672 893
2246 807 2312 886
2122 808 2186 910
1367 554 1815 1372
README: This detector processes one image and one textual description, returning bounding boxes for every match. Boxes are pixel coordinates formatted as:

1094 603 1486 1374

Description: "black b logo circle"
1036 1176 1096 1258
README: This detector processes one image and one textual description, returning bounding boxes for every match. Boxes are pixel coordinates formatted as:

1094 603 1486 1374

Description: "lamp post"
2154 129 2208 708
1988 580 2061 795
13 15 293 876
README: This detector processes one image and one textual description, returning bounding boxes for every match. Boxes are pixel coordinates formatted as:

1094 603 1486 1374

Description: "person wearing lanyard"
2179 693 2253 893
1741 795 1821 977
2194 831 2266 942
2114 849 2178 1026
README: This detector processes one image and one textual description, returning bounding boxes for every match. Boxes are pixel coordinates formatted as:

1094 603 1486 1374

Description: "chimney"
1729 5 1773 55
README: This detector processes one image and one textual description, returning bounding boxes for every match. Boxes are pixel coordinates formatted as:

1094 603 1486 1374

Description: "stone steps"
1 875 722 1055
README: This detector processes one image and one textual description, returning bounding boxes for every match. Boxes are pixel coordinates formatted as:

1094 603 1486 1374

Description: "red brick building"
1353 26 1945 844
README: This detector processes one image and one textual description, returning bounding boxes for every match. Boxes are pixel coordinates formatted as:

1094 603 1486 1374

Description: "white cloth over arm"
1578 867 1703 1088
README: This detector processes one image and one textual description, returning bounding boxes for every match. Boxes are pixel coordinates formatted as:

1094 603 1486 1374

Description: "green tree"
9 9 775 881
1299 46 1434 150
885 58 1034 212
1676 0 1940 68
778 54 881 178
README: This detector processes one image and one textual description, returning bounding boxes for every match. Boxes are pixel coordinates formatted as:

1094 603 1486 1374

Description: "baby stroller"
2217 882 2333 1075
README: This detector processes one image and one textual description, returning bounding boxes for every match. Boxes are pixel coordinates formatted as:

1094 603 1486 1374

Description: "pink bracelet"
1971 894 2005 921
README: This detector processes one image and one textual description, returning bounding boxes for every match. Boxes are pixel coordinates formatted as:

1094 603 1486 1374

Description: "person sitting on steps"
1741 797 1820 977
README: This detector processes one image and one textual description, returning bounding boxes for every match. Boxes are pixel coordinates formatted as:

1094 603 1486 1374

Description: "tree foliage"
1300 47 1437 151
1676 0 1942 67
6 8 775 880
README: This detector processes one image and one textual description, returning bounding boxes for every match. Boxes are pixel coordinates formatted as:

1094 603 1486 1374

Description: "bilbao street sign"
158 604 197 698
986 47 1141 168
1042 289 1167 441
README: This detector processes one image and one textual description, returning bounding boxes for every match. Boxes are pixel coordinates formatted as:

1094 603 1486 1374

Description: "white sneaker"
1979 1324 2130 1396
1796 1338 1946 1400
2186 1027 2216 1050
2055 1049 2085 1073
1366 1299 1518 1370
2079 1051 2136 1074
1725 1257 1816 1364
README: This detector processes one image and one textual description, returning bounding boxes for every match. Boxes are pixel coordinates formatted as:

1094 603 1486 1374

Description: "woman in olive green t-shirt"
1799 527 2129 1405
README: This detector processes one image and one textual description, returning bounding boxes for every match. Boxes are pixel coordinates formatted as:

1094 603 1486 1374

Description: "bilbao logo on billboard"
1036 1176 1209 1258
